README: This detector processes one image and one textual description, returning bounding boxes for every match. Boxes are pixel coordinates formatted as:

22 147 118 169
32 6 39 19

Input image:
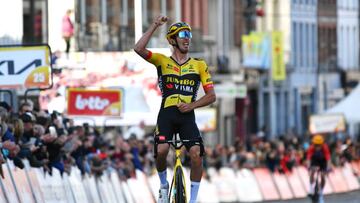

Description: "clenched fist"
154 15 168 26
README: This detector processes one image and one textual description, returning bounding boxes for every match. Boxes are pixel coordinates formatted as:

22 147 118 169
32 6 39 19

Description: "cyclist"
306 134 331 202
134 15 216 203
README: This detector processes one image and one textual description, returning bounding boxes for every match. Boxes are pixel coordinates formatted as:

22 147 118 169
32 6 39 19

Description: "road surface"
266 190 360 203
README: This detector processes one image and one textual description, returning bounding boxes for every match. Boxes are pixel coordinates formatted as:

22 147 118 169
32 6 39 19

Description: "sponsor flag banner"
242 32 271 69
0 45 52 88
67 89 123 116
271 31 286 81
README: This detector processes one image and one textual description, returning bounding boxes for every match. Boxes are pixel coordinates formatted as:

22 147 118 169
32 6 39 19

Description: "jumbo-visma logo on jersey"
165 76 195 93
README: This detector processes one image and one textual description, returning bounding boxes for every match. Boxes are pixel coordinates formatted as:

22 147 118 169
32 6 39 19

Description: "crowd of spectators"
204 133 360 175
0 100 359 181
0 100 155 180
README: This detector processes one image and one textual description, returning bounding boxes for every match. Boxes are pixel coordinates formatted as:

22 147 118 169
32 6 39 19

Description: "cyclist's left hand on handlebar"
177 102 194 113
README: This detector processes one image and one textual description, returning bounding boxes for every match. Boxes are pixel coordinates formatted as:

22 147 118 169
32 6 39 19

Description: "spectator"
0 107 19 158
62 9 74 55
124 120 146 140
257 125 268 141
7 117 24 145
265 145 279 172
2 98 360 186
0 102 11 113
18 102 33 116
279 148 297 174
128 134 143 171
89 146 108 178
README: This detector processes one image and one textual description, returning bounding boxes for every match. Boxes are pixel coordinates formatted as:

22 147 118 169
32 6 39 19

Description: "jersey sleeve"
199 61 214 92
146 51 165 68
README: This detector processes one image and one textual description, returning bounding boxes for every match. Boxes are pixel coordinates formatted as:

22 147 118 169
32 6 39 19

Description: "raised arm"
134 15 168 59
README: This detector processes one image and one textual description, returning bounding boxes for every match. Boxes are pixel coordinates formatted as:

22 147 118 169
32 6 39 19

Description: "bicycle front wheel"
175 167 186 203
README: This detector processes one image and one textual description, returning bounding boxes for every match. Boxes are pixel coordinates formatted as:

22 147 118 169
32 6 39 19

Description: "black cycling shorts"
154 106 202 150
310 156 327 171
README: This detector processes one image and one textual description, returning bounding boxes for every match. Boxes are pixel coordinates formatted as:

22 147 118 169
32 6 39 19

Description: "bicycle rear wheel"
175 167 186 203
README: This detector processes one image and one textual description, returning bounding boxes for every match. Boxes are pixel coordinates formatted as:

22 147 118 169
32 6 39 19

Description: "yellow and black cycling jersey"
145 51 214 109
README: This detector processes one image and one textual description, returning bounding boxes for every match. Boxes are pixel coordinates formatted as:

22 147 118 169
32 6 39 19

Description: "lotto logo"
75 95 110 110
67 89 122 116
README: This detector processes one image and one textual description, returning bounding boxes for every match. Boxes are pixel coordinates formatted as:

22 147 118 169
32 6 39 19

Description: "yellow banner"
271 31 286 81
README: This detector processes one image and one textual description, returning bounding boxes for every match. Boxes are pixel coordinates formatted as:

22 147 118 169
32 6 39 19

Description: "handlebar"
309 166 332 174
154 136 202 150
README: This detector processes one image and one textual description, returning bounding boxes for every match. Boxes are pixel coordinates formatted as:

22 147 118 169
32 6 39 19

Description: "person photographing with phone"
134 15 216 203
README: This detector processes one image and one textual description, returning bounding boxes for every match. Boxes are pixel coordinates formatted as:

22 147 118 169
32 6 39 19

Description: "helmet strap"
171 37 179 48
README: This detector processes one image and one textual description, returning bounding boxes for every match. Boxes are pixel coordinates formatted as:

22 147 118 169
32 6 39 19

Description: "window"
291 22 296 67
75 0 183 51
23 0 48 44
312 24 316 67
305 23 309 68
76 0 135 51
294 22 300 67
142 0 178 48
299 23 303 68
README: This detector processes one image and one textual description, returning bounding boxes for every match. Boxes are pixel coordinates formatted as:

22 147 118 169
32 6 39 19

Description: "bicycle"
309 167 324 203
155 134 203 203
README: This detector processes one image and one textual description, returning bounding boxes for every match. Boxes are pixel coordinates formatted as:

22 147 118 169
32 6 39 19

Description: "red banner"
67 89 122 116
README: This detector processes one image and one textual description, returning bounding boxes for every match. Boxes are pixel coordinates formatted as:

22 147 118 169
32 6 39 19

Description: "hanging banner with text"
309 113 346 134
271 31 286 81
67 89 123 116
0 45 52 88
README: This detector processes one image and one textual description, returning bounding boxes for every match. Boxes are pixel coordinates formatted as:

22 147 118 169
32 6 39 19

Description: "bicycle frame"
155 136 202 203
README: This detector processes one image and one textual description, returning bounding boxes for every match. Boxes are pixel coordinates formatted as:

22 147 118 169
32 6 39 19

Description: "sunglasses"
178 30 192 39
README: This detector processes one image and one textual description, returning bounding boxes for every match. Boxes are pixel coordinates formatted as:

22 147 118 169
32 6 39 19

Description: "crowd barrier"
0 160 359 203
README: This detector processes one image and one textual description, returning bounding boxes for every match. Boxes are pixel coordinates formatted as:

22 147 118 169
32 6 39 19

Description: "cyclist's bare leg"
320 172 326 191
310 169 315 184
189 145 202 181
156 143 170 171
309 169 315 194
189 145 202 203
156 143 170 187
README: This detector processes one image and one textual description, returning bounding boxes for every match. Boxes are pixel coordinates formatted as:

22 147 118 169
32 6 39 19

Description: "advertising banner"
0 45 52 88
195 108 217 132
242 32 271 69
309 114 346 134
214 83 247 98
67 89 123 116
271 31 286 81
309 113 346 134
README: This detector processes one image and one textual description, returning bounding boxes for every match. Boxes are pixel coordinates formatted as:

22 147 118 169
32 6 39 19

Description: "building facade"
337 0 360 94
253 0 292 138
3 0 360 142
290 0 318 135
0 0 250 146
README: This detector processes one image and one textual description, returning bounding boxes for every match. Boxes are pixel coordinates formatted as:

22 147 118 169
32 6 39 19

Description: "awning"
326 84 360 124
